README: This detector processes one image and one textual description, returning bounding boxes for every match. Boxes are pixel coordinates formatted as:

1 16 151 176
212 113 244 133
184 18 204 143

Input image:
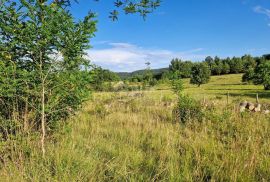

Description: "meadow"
0 74 270 181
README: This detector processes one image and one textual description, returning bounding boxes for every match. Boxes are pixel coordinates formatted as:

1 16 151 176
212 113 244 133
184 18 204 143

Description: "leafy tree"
242 55 256 83
252 61 270 90
190 63 211 87
242 68 255 83
221 61 230 74
228 57 244 73
89 66 120 91
242 55 256 70
0 0 97 155
76 0 161 21
212 56 223 75
0 0 161 156
169 58 193 78
205 56 215 70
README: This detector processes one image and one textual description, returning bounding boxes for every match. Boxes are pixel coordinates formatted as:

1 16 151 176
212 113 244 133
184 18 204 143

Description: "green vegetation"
190 63 211 87
253 61 270 90
1 74 270 181
0 0 97 155
243 56 270 90
1 0 270 181
118 54 270 91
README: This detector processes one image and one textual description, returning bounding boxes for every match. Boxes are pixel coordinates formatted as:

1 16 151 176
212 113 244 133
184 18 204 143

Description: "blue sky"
70 0 270 72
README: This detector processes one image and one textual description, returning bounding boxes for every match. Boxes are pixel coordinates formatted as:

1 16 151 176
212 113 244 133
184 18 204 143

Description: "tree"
89 66 120 91
212 56 223 75
228 57 244 74
190 63 211 87
205 56 214 65
1 0 97 155
242 55 256 70
169 58 193 78
242 68 255 83
68 0 161 21
242 55 256 83
221 61 230 74
252 61 270 90
0 0 161 155
205 56 214 70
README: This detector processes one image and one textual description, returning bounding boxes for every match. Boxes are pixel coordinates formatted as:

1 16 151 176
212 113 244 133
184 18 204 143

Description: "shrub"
149 78 158 86
171 79 184 95
173 95 204 124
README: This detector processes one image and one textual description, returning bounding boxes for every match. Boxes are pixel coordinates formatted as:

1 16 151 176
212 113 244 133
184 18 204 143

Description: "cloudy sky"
71 0 270 72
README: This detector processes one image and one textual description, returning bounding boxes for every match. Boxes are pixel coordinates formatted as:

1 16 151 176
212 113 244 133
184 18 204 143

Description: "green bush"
174 95 204 124
171 79 184 95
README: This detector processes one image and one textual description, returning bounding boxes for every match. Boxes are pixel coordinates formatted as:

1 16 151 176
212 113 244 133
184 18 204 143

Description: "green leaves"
0 0 97 128
253 60 270 90
190 63 211 87
108 0 161 21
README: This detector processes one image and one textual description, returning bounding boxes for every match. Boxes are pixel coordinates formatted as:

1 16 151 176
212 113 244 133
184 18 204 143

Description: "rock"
240 101 248 107
254 104 261 112
240 106 246 113
246 102 255 111
263 110 270 114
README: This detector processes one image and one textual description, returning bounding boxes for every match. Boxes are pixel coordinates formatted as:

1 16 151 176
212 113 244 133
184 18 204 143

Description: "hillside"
117 67 169 79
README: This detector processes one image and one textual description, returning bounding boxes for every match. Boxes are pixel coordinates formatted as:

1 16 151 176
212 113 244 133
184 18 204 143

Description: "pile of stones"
239 101 269 114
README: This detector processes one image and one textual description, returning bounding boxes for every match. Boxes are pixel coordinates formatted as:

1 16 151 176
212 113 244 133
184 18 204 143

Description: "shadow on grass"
206 88 261 91
218 91 270 100
208 83 245 86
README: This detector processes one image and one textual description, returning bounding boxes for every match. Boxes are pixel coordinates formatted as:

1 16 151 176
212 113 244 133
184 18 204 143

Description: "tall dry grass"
0 90 269 181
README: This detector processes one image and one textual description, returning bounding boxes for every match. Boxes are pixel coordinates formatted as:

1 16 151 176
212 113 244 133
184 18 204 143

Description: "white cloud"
253 6 270 26
254 6 270 17
86 42 207 72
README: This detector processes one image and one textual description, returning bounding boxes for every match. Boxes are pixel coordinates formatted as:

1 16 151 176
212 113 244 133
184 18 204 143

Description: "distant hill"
117 68 169 80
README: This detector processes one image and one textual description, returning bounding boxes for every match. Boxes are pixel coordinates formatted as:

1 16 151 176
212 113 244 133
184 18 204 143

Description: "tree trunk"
39 50 46 157
41 80 46 158
24 98 29 132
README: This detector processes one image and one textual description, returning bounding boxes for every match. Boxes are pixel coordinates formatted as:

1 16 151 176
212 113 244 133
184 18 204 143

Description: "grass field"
1 74 270 181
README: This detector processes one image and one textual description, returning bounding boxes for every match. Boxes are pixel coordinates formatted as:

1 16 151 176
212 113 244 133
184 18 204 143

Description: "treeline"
122 54 270 89
118 68 168 80
163 54 270 79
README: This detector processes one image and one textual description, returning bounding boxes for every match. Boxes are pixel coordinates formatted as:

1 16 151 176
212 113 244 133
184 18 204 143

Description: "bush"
171 79 184 95
173 95 204 124
149 78 158 86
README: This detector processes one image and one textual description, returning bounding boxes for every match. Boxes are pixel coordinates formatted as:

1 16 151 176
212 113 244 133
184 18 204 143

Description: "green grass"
0 74 270 181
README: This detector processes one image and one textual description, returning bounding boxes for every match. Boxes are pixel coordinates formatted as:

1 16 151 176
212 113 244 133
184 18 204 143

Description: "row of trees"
167 55 259 79
161 55 270 89
89 66 121 91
